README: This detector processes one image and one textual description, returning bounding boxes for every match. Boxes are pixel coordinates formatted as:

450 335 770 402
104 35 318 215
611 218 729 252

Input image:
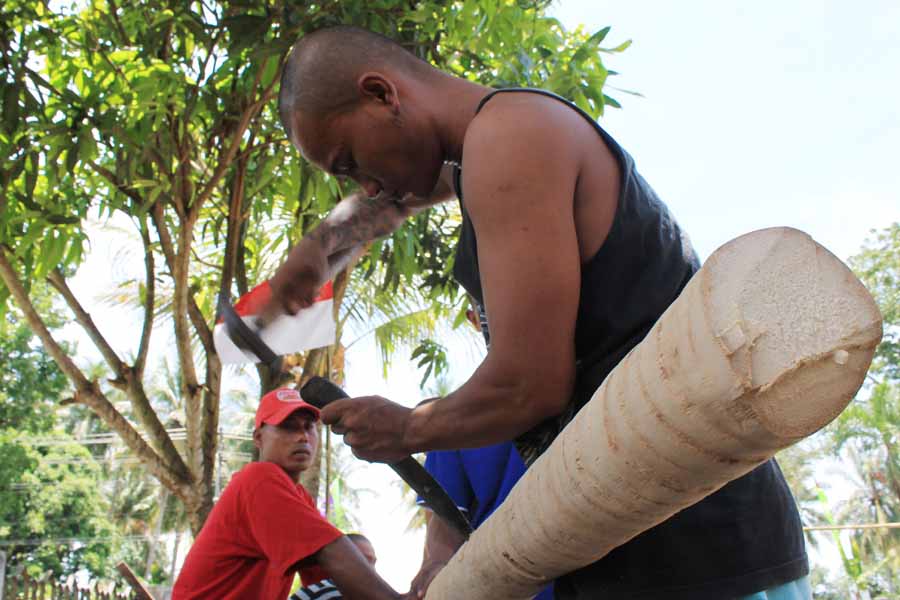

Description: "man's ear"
253 427 263 451
357 72 399 112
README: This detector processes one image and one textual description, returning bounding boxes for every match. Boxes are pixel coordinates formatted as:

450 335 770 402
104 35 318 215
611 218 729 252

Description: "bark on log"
424 227 883 600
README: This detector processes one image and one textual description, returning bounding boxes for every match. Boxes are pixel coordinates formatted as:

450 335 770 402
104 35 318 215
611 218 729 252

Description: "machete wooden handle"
299 376 474 539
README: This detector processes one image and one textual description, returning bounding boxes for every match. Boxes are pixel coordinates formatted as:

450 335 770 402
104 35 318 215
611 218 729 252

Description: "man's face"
291 94 445 199
254 411 319 481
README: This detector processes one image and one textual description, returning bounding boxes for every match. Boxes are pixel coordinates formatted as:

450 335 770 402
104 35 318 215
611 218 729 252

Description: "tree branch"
24 66 73 103
93 38 127 82
47 268 126 376
149 201 213 484
172 217 203 477
150 202 214 354
47 264 190 482
88 161 144 205
193 56 280 215
134 215 155 378
0 248 193 500
190 248 223 271
108 124 172 182
233 137 286 163
219 148 248 296
150 201 177 271
200 150 251 486
200 354 221 518
106 0 131 45
124 374 192 483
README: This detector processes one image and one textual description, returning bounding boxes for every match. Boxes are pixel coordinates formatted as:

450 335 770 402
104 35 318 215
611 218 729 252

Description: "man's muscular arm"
403 105 585 450
305 535 407 600
308 191 415 257
269 166 455 313
321 98 616 460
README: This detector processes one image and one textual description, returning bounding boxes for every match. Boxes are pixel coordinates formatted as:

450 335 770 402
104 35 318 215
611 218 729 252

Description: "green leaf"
603 94 622 109
45 215 80 225
131 179 159 189
43 232 66 273
2 81 20 134
150 9 175 28
109 49 138 63
74 69 87 95
259 57 280 89
587 26 611 45
79 130 98 163
603 39 632 53
65 136 81 172
24 152 39 201
223 15 270 51
572 26 612 64
17 225 44 254
0 282 9 318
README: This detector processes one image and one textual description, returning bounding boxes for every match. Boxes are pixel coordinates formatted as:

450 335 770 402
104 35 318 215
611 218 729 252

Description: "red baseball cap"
254 388 320 430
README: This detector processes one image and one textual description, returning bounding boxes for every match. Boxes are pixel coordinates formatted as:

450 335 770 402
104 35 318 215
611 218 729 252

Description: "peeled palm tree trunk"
424 227 883 600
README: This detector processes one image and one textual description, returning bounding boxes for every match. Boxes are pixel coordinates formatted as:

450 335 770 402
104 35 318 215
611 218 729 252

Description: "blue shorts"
738 576 811 600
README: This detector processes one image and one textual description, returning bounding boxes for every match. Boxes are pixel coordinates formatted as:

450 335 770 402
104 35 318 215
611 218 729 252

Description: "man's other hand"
410 560 446 599
321 396 412 463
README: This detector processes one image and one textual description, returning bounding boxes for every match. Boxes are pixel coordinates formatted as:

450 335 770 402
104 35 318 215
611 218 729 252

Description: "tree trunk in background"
168 530 182 587
145 489 169 579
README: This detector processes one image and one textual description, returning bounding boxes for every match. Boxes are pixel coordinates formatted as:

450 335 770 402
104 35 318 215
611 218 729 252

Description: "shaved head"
279 26 434 142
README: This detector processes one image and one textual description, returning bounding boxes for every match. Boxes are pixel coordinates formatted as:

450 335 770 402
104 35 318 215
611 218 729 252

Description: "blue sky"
552 0 898 262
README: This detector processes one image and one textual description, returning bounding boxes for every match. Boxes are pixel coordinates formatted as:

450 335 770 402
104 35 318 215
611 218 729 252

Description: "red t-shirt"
173 462 342 600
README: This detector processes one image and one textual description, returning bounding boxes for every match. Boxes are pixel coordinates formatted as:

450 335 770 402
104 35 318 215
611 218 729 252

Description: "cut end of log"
424 227 883 600
704 227 883 440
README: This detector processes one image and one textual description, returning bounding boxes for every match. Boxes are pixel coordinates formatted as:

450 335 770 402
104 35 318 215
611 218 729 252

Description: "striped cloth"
290 579 342 600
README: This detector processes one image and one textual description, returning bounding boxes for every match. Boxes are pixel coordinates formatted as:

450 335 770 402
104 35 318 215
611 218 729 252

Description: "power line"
0 534 164 547
804 522 900 532
35 450 254 467
16 428 254 446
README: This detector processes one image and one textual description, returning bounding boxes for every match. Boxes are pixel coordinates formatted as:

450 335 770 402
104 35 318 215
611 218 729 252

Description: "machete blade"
217 292 283 373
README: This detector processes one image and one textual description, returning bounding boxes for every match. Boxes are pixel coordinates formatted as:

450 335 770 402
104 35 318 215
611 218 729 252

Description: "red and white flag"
213 280 336 365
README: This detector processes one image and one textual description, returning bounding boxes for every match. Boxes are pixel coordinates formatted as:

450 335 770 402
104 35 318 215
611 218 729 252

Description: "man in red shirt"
173 388 407 600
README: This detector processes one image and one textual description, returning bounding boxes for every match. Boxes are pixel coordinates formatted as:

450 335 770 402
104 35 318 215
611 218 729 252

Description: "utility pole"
0 550 7 600
215 429 223 499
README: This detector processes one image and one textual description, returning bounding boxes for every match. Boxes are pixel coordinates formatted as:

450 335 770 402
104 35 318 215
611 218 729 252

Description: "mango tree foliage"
0 433 117 579
0 0 629 532
822 223 900 595
0 295 71 433
850 223 900 383
0 299 121 580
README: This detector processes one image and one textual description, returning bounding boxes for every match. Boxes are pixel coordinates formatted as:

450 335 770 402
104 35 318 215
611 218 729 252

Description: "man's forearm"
403 353 574 453
316 536 401 600
308 191 414 256
423 510 466 565
304 161 456 257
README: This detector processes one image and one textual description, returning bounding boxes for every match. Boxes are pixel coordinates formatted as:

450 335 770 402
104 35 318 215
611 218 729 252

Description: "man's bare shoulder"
463 91 586 161
459 93 582 210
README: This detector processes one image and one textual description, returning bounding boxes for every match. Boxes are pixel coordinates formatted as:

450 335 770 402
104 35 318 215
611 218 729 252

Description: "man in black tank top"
268 26 810 600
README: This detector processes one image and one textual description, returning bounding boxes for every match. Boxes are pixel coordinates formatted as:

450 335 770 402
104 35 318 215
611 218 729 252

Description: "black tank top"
451 88 807 598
